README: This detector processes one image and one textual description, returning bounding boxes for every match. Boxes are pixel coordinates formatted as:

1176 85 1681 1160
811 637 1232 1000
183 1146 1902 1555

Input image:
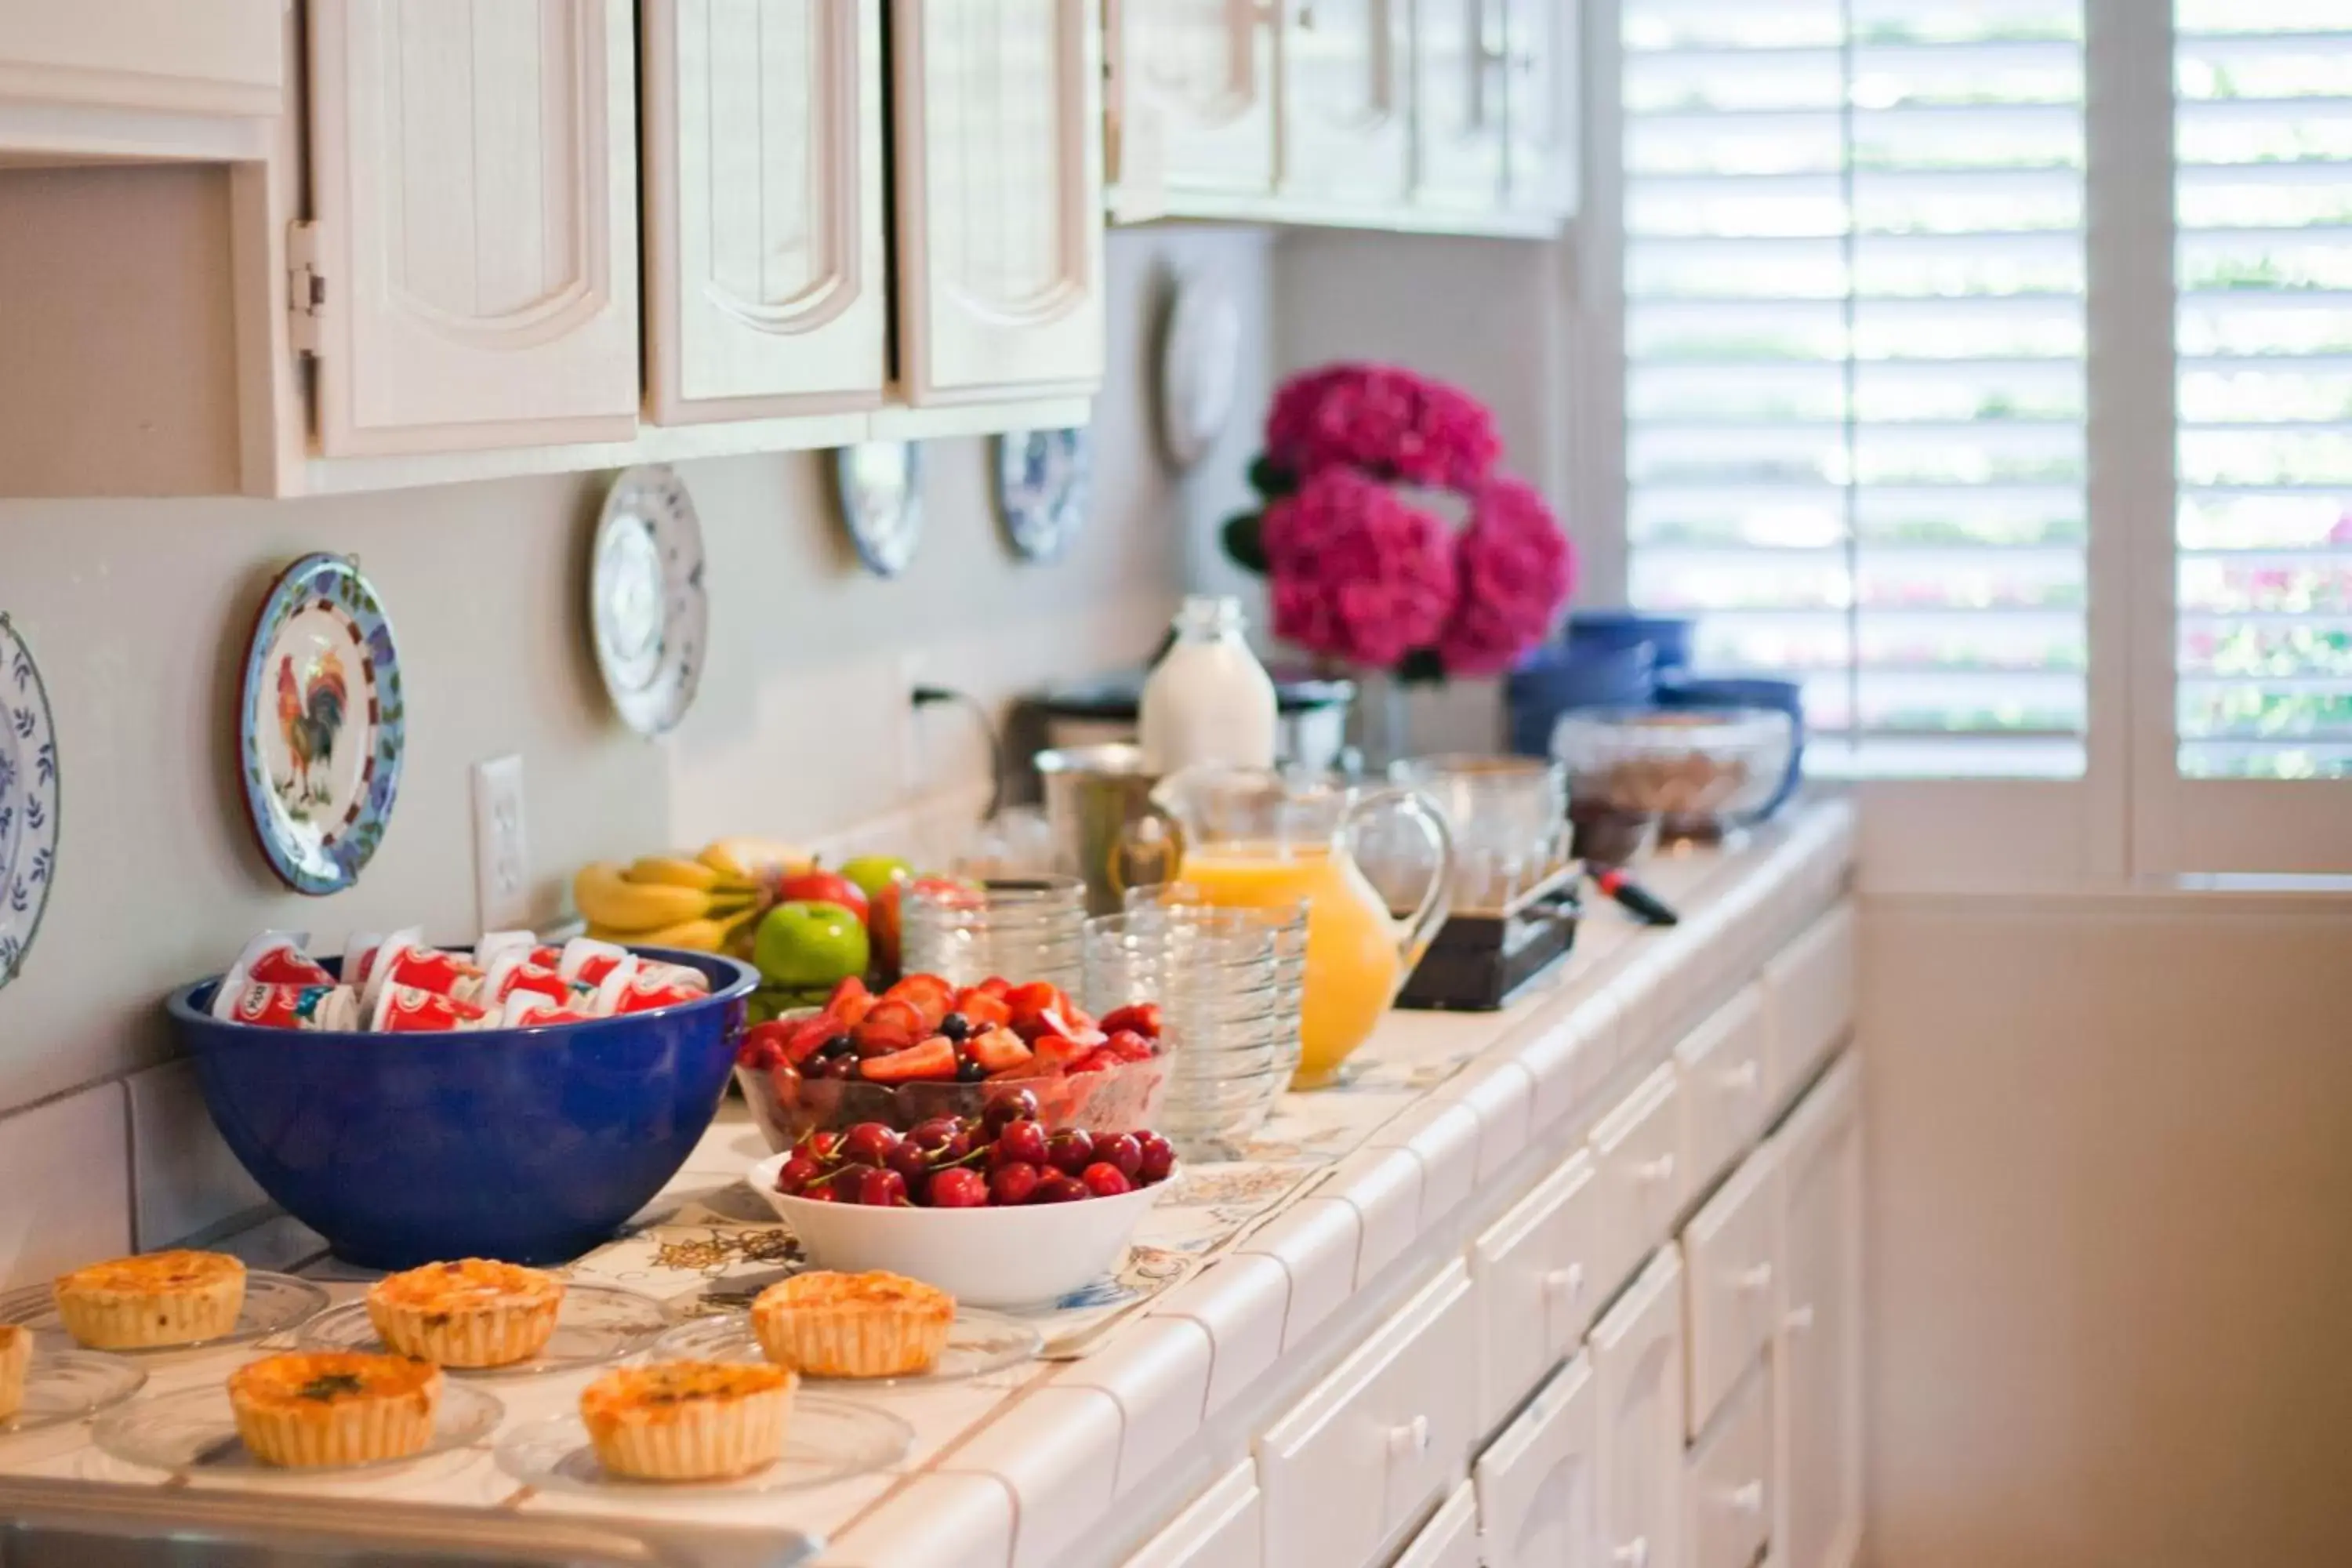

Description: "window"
1597 0 2352 876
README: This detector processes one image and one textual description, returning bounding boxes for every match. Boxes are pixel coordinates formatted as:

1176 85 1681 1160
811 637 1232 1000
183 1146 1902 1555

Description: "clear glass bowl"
1551 707 1794 837
735 1055 1167 1151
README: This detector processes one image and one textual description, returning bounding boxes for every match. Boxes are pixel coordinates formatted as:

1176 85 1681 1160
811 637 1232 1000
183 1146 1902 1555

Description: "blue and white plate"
591 465 708 737
0 614 59 989
833 441 923 578
237 555 405 895
995 427 1090 562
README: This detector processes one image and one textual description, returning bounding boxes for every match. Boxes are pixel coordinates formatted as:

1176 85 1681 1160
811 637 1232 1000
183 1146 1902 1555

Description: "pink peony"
1436 474 1575 677
1261 469 1458 669
1265 364 1502 492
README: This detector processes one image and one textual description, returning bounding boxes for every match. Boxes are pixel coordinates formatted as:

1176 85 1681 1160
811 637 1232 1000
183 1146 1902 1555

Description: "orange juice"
1175 845 1403 1088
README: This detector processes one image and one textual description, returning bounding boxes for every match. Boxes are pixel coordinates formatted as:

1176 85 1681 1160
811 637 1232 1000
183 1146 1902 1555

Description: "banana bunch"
575 844 793 953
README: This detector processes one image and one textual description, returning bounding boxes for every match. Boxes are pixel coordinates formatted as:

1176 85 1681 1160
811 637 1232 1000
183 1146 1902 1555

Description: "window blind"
1621 0 2089 779
2174 2 2352 779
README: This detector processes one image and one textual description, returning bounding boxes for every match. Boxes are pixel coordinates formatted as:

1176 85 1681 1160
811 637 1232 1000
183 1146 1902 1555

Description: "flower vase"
1350 669 1414 771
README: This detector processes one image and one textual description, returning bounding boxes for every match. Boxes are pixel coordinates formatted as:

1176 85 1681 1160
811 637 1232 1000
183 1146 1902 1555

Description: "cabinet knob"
1633 1154 1676 1186
1297 2 1316 29
1722 1059 1762 1094
1729 1479 1766 1515
1786 1302 1817 1335
1541 1263 1585 1306
1386 1413 1431 1461
1612 1537 1650 1568
1737 1261 1774 1294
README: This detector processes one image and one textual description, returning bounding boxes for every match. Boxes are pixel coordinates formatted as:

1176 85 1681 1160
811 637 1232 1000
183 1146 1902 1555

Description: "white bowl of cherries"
748 1089 1180 1308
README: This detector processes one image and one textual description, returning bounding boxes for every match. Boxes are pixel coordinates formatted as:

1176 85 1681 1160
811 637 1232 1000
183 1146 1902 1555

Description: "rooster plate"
237 554 405 895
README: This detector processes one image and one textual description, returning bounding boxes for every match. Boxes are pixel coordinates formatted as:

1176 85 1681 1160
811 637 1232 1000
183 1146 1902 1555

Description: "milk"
1138 596 1279 772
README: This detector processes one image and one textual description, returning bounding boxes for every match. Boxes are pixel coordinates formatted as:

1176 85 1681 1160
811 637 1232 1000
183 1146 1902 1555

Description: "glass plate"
0 1351 147 1435
649 1308 1040 1388
296 1286 670 1377
92 1381 503 1475
0 1272 330 1354
493 1396 912 1497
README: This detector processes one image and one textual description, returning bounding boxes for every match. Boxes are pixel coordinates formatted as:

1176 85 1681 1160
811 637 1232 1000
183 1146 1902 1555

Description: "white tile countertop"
0 800 1855 1567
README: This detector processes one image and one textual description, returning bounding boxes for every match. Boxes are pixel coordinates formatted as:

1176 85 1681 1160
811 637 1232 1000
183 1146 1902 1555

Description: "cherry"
934 1128 975 1165
993 1119 1049 1168
1031 1171 1087 1204
906 1116 962 1152
982 1090 1041 1135
1045 1127 1095 1177
1134 1131 1176 1185
989 1160 1042 1207
773 1154 823 1195
798 1129 846 1167
840 1122 901 1167
797 1183 840 1203
885 1142 933 1189
929 1167 989 1208
1081 1162 1133 1198
1092 1133 1142 1181
820 1054 859 1080
851 1167 909 1207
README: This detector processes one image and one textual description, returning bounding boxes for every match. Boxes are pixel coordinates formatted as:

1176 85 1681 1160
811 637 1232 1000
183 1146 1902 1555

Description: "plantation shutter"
1621 0 2089 779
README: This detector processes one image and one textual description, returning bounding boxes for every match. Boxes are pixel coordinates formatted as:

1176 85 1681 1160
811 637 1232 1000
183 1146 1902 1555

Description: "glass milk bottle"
1138 596 1279 772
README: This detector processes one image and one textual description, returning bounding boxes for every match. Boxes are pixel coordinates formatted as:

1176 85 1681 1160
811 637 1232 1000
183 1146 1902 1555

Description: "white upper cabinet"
306 0 641 456
891 0 1106 404
0 0 282 120
1414 0 1505 211
1501 0 1575 215
1280 0 1410 207
641 0 887 424
1110 0 1278 208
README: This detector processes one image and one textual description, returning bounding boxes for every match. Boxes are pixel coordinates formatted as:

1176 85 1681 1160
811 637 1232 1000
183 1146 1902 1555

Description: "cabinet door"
1476 1355 1599 1568
307 0 640 456
1592 1250 1686 1568
1684 1361 1770 1568
1279 0 1409 207
641 0 886 423
1474 1149 1599 1434
1112 0 1276 203
1773 1053 1864 1568
1393 1480 1481 1568
1123 1461 1262 1568
892 0 1106 403
1501 0 1574 215
1414 0 1504 212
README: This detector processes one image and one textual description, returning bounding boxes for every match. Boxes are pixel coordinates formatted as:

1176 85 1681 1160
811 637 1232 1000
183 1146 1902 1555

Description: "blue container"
167 949 757 1269
1659 673 1806 820
1504 641 1659 757
1566 611 1697 675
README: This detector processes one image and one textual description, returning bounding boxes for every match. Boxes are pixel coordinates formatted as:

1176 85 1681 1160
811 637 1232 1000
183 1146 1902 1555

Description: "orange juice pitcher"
1138 766 1454 1088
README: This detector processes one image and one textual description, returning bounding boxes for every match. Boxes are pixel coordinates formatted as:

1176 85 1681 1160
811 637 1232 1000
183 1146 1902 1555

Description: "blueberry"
956 1058 986 1082
938 1011 971 1042
821 1033 855 1058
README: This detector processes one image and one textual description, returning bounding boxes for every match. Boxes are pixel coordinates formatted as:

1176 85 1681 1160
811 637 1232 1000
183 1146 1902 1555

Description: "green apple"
838 854 913 902
753 900 871 989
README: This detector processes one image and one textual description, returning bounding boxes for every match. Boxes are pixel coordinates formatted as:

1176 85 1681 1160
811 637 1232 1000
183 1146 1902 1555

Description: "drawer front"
1589 1063 1686 1303
1681 1141 1782 1436
1392 1480 1480 1568
1762 902 1854 1106
1675 985 1770 1197
1259 1261 1478 1568
1593 1250 1687 1568
1123 1461 1261 1568
1685 1360 1772 1568
1474 1149 1599 1433
1475 1354 1597 1568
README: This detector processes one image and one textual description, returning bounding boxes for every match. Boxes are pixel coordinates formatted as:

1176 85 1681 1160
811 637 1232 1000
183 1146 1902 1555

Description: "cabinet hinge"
286 220 325 356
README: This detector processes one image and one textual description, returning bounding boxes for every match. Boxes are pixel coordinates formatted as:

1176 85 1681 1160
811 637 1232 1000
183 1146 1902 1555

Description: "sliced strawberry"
1029 1032 1085 1069
1098 1003 1163 1040
826 976 872 1013
884 974 953 1029
952 989 1013 1029
852 997 927 1056
858 1036 959 1083
1066 1047 1120 1074
1038 1008 1107 1049
782 1014 843 1066
1103 1029 1156 1063
736 1022 791 1069
973 976 1011 1000
965 1027 1033 1074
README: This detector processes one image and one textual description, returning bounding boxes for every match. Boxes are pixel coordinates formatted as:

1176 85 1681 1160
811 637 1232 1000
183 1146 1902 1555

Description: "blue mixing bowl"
1504 641 1660 757
166 948 757 1269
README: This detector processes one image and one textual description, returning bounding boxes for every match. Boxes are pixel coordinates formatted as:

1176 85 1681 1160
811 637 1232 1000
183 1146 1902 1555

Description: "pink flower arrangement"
1232 364 1573 679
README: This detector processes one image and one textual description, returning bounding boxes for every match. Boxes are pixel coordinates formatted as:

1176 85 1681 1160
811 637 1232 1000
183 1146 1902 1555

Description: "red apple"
775 868 869 924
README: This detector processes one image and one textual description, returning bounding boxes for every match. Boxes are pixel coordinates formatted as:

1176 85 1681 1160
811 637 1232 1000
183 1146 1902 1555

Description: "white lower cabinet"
1258 1260 1478 1568
1679 1137 1780 1438
1761 904 1853 1112
1475 1354 1598 1568
1123 1461 1262 1568
1473 1149 1599 1435
1393 1480 1482 1568
1589 1063 1686 1305
1771 1053 1864 1568
1683 1361 1771 1568
1592 1250 1686 1568
1675 985 1771 1199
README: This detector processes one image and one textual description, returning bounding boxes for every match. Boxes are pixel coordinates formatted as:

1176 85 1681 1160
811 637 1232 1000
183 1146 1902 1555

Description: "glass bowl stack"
901 875 1086 996
1086 899 1305 1161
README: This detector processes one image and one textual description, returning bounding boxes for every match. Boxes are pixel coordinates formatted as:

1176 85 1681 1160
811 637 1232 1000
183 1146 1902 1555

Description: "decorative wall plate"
1158 268 1243 469
237 557 403 896
591 465 708 737
833 441 923 577
995 427 1091 562
0 615 57 989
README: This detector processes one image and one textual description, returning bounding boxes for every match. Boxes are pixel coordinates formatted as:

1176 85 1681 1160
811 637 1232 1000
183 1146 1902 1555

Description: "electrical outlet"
471 756 530 935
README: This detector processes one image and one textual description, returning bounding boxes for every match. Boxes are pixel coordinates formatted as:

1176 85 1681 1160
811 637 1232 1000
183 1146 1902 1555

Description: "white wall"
0 220 1273 1274
1861 895 2352 1567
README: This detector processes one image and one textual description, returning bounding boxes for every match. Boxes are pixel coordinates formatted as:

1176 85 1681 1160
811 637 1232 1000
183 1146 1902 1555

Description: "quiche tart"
53 1250 245 1350
227 1351 441 1468
0 1323 28 1420
750 1271 954 1379
365 1259 564 1368
579 1359 793 1482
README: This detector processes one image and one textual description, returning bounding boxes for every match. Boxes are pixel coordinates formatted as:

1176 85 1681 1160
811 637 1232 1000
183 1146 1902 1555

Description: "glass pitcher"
1125 765 1454 1089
